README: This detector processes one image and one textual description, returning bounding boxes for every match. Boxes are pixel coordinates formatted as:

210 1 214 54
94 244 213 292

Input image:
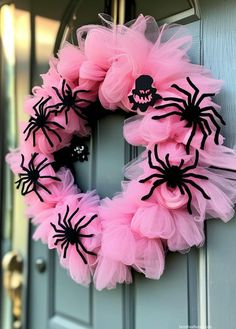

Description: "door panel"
26 1 236 329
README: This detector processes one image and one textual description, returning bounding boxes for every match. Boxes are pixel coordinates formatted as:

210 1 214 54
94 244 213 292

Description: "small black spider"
128 75 162 112
15 153 60 202
23 96 64 147
139 145 211 214
52 79 93 124
50 205 97 264
152 77 226 154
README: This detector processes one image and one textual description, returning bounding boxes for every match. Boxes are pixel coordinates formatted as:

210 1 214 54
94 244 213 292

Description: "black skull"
52 135 89 171
128 75 161 112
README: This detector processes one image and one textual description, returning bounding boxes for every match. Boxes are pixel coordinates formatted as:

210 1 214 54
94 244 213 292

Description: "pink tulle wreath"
6 14 236 290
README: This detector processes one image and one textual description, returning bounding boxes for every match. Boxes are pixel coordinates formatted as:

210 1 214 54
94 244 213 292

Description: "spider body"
52 79 92 124
51 205 97 264
15 153 60 202
153 77 225 154
24 96 64 147
139 145 211 214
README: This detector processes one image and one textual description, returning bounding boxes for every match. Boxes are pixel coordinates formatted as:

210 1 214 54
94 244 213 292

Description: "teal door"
26 1 236 329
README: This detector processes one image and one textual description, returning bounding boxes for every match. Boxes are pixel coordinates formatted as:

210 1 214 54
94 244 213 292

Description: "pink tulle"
34 192 101 286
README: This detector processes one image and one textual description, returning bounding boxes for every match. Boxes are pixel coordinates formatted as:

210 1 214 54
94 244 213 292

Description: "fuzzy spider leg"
201 113 222 144
141 179 167 201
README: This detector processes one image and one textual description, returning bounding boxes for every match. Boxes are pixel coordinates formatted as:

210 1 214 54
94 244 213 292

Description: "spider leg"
200 117 211 135
79 233 94 238
62 241 70 258
32 127 42 147
54 237 66 245
146 149 165 173
162 97 188 108
21 179 34 195
185 122 197 155
152 111 182 120
155 103 185 112
39 175 60 182
35 157 48 171
183 172 208 180
200 106 226 125
75 243 87 264
50 102 64 114
28 153 38 171
197 120 209 150
35 180 52 195
154 145 169 170
52 86 64 102
23 121 34 134
45 126 62 143
181 150 199 172
179 159 185 169
15 177 29 190
165 154 171 168
139 173 164 183
41 96 52 107
46 121 64 129
34 188 44 202
67 207 80 226
186 77 199 105
79 214 98 230
65 107 70 125
32 97 44 112
177 183 185 195
196 93 215 107
201 113 221 144
77 240 96 257
57 213 67 230
20 153 26 168
182 178 211 200
71 106 88 120
180 182 193 214
171 83 192 104
15 175 28 188
74 216 86 231
51 221 65 233
41 127 54 147
141 179 166 201
62 205 70 225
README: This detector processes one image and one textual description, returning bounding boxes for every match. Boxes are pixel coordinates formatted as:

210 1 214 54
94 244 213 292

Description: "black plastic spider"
152 77 225 154
52 79 93 124
23 96 64 147
50 205 97 264
15 153 60 202
139 145 211 214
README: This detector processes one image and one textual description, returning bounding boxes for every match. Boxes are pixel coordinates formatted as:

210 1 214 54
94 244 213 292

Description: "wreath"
6 14 236 290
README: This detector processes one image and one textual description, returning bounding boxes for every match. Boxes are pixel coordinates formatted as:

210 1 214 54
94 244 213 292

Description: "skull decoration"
53 135 89 171
128 75 161 112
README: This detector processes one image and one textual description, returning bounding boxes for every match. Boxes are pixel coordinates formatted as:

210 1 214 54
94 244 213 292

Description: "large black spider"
50 205 97 264
139 145 211 214
15 153 60 202
52 79 93 124
152 77 225 154
23 96 64 147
